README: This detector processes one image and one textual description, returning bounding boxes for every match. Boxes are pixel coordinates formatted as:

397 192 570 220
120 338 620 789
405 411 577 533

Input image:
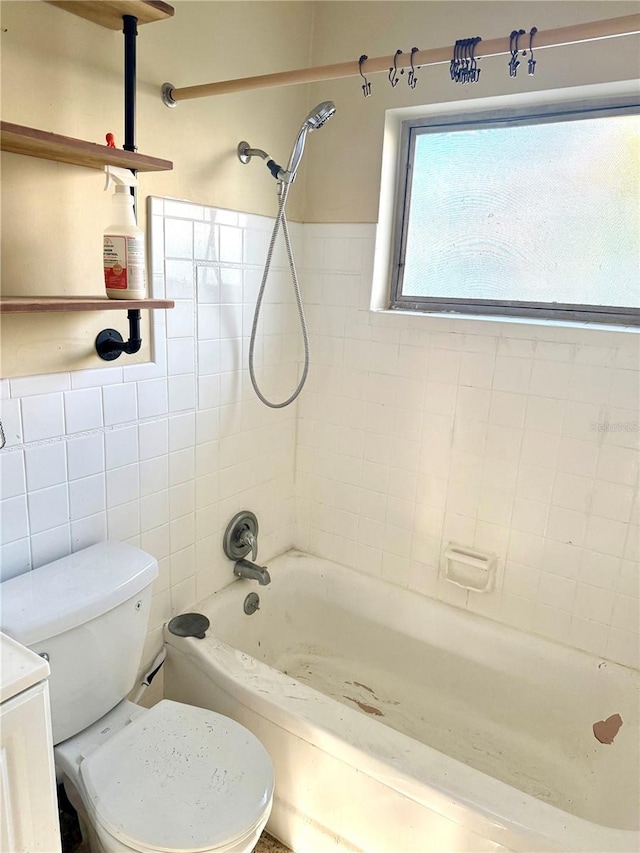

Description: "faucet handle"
241 528 258 561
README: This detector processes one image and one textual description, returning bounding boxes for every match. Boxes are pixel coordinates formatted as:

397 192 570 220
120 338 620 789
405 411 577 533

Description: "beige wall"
304 1 640 222
0 0 313 376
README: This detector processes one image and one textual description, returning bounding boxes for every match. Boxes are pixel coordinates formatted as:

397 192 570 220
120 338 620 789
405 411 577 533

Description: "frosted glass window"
392 104 640 324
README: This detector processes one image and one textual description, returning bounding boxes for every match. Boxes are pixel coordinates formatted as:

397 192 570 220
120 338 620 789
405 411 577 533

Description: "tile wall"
1 205 638 670
0 198 299 667
295 224 639 669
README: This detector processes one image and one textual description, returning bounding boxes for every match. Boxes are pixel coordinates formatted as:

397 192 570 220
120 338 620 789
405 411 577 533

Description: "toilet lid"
81 700 273 853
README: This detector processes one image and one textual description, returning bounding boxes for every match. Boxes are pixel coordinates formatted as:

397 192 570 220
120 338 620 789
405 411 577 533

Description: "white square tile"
0 538 32 582
568 365 612 404
11 373 70 397
164 219 193 259
611 594 639 633
516 465 554 503
579 550 620 591
106 464 139 508
0 450 25 500
67 433 105 480
166 300 196 339
22 393 65 442
108 501 140 541
165 259 195 298
529 361 572 399
103 383 138 426
137 379 168 419
542 539 582 579
194 223 219 262
546 506 587 547
219 226 243 263
140 457 169 497
0 398 23 447
64 388 103 434
458 352 494 389
573 583 614 624
169 413 196 452
524 396 565 434
511 498 548 536
105 426 139 470
69 474 106 520
595 444 638 486
71 513 107 552
25 443 67 492
492 356 532 394
28 484 69 535
556 437 599 478
30 523 71 569
551 472 593 514
138 420 168 461
590 480 635 523
168 375 196 413
0 495 29 545
585 516 628 558
167 338 196 376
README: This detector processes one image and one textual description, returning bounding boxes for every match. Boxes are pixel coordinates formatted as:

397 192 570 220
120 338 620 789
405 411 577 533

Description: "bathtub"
164 551 639 853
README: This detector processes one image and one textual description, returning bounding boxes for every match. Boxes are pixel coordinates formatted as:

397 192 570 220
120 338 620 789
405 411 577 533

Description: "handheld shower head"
303 100 337 130
285 100 336 182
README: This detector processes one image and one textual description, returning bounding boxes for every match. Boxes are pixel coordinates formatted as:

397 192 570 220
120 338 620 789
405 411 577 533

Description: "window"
390 100 640 325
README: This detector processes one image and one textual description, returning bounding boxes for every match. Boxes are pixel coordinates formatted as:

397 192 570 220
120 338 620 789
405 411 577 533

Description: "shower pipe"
162 13 639 104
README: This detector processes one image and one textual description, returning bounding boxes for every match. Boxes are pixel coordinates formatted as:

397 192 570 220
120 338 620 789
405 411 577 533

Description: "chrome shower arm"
238 141 287 181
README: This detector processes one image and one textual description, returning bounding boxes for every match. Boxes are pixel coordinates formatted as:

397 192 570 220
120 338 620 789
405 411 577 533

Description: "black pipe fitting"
95 309 143 360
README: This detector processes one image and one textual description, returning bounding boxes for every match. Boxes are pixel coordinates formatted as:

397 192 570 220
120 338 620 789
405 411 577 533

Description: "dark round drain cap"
167 612 210 639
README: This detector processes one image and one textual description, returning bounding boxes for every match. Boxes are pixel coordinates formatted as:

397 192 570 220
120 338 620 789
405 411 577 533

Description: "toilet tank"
0 541 158 745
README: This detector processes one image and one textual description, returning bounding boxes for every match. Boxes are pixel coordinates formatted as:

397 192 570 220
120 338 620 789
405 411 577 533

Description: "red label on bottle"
104 236 128 290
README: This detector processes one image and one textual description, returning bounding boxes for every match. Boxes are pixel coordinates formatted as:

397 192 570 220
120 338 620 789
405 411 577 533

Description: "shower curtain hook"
450 39 459 80
470 36 482 83
389 49 403 88
407 47 419 89
508 29 525 77
527 27 538 74
358 54 372 97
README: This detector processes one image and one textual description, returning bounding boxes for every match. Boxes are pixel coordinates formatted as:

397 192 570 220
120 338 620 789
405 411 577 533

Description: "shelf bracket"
95 309 142 360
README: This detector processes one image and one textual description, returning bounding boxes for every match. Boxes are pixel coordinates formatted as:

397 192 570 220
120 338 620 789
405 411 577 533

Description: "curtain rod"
162 14 640 105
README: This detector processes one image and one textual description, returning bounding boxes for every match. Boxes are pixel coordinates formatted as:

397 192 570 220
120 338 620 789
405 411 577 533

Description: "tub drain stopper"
167 612 210 639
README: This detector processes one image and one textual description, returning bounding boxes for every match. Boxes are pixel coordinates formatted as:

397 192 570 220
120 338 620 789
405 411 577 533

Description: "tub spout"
234 558 271 586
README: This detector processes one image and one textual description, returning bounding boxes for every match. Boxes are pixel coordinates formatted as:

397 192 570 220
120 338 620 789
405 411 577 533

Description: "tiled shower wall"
1 205 638 671
0 198 298 666
295 224 639 669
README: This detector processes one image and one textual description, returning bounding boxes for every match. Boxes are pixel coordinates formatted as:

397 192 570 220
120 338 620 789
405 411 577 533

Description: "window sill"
373 308 640 336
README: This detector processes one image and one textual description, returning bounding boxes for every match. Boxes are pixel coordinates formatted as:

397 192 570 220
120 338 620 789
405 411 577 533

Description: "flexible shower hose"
248 182 310 409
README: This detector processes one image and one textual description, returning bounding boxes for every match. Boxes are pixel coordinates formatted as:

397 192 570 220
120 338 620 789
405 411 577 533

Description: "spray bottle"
103 165 146 299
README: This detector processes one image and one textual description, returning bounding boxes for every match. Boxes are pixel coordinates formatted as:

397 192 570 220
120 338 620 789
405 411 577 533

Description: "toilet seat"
80 700 273 852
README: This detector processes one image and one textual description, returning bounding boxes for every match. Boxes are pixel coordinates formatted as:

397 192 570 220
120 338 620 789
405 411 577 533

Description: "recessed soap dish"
440 544 497 593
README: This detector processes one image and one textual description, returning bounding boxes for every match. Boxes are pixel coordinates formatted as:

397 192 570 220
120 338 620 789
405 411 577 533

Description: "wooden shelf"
0 122 172 172
45 1 174 29
0 297 175 314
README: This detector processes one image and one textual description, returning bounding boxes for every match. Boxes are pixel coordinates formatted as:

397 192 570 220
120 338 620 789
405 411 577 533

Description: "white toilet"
0 540 274 853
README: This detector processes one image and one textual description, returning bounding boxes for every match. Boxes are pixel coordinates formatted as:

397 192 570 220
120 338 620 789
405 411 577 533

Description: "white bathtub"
164 551 639 853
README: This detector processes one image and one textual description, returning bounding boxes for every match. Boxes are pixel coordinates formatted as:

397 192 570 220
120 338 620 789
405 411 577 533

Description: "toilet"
0 540 274 853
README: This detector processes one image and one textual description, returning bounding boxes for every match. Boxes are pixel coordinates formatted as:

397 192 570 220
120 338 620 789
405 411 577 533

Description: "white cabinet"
0 633 61 853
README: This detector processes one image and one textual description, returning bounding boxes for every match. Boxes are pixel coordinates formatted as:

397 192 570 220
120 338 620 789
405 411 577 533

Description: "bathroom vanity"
0 632 61 853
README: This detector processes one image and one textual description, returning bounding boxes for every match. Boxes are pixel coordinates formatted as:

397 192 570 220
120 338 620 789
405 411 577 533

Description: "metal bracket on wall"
95 309 142 360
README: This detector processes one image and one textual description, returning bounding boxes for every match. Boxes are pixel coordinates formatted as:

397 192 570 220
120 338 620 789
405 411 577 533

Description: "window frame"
389 97 640 326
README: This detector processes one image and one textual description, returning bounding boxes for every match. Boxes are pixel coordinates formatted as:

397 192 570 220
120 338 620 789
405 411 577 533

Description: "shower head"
303 100 337 131
237 101 336 185
285 100 336 183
